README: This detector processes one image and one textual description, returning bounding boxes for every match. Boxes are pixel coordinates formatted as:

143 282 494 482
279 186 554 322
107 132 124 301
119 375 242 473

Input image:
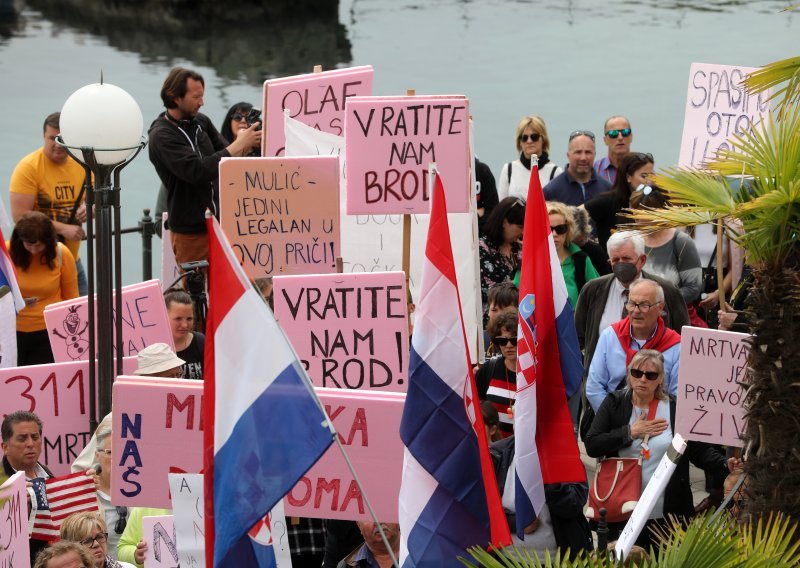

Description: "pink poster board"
263 66 374 157
0 472 29 568
675 326 750 447
273 272 409 392
219 156 340 277
112 377 203 508
344 95 470 214
143 515 178 568
44 279 175 363
0 357 137 476
284 389 405 521
678 62 771 169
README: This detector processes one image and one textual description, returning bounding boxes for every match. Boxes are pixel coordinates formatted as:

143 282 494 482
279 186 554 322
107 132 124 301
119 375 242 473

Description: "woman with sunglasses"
220 101 257 145
585 349 731 550
547 202 599 308
498 116 562 201
60 511 136 568
479 197 525 318
583 152 654 250
476 310 519 438
9 211 79 366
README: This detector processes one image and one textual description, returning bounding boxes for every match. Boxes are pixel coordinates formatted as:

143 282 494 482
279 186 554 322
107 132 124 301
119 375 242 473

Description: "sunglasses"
231 112 249 122
550 224 568 235
606 128 632 139
494 336 517 347
114 506 128 534
633 152 654 162
629 368 660 381
520 133 541 143
569 130 595 142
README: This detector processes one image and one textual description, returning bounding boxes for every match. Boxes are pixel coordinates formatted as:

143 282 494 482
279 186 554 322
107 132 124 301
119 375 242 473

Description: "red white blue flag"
399 171 510 566
203 214 333 567
30 472 99 541
0 228 25 312
513 164 586 538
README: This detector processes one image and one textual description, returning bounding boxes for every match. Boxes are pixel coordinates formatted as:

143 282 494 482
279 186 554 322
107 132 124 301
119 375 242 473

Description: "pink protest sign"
44 279 175 363
262 66 374 157
219 156 340 277
675 326 750 447
344 95 471 215
0 472 29 568
143 515 178 568
112 377 203 508
273 272 408 392
0 357 137 476
678 62 771 169
284 389 405 521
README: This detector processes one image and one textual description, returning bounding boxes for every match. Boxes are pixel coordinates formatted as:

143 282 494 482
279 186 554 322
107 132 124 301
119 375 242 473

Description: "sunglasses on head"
629 368 660 381
633 152 654 162
494 336 517 347
520 133 541 143
569 130 595 142
606 128 632 139
550 224 568 235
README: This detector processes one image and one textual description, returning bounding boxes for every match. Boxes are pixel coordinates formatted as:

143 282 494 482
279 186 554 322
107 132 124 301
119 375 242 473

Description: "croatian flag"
399 171 510 566
0 228 25 312
513 164 586 538
203 214 333 567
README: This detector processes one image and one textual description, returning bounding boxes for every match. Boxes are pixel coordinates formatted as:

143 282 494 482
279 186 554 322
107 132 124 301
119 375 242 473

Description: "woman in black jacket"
585 349 731 549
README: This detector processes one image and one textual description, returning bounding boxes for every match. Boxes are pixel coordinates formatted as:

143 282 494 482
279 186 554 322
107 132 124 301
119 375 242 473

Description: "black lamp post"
56 79 146 431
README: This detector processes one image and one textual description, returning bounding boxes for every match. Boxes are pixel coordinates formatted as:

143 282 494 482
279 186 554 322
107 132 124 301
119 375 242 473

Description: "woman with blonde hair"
60 511 136 568
498 115 562 200
546 201 599 307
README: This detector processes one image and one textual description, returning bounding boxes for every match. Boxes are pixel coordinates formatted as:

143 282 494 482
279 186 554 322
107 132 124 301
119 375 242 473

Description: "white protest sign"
143 515 179 568
0 472 29 568
678 62 771 169
169 473 205 568
675 326 749 447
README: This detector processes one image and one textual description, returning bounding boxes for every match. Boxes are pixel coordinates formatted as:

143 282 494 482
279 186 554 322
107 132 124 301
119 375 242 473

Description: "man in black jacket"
149 67 260 267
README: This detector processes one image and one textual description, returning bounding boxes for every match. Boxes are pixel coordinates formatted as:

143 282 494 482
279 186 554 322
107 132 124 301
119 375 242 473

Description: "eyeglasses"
114 506 128 535
629 368 660 381
569 130 595 142
231 112 249 122
550 224 568 235
625 300 659 312
520 133 541 143
635 184 653 196
606 128 632 139
494 337 518 347
79 532 108 547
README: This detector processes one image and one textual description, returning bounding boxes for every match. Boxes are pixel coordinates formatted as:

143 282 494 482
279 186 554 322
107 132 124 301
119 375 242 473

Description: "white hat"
133 343 185 376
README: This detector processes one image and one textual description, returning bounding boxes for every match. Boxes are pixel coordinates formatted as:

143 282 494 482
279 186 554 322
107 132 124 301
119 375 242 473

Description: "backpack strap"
507 162 512 183
549 164 557 181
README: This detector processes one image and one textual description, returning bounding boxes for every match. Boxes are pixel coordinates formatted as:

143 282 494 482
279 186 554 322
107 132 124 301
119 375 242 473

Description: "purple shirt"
594 156 616 184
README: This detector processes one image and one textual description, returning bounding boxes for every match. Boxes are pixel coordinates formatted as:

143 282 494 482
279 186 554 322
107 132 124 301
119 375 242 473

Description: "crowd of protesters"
3 67 750 565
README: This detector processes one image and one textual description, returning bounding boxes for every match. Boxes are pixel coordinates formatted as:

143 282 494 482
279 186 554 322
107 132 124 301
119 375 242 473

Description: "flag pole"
251 283 400 568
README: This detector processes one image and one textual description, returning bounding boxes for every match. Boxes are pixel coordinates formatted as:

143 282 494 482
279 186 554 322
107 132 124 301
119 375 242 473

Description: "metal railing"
86 208 156 281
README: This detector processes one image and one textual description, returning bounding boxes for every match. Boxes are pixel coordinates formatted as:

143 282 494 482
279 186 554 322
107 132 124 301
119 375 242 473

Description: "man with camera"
148 67 260 267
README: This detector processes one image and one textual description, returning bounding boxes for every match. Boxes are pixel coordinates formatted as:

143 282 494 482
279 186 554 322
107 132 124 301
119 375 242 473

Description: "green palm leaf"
744 56 800 114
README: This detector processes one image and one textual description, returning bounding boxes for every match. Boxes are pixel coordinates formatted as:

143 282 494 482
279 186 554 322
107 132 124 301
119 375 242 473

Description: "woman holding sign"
9 211 78 365
60 511 136 568
585 350 730 549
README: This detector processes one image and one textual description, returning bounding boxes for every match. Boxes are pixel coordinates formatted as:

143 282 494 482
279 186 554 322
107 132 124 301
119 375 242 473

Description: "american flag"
31 472 99 541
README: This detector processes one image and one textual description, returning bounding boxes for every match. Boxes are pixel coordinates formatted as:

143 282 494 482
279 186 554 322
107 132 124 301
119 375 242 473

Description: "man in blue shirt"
594 115 633 184
338 522 399 567
543 131 611 208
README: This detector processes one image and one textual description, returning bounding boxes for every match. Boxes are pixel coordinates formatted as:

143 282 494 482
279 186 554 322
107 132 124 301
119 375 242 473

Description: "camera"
246 108 262 131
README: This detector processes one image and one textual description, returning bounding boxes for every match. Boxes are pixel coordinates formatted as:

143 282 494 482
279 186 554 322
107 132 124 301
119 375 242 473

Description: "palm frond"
650 169 737 212
744 56 800 114
738 513 800 567
649 514 739 568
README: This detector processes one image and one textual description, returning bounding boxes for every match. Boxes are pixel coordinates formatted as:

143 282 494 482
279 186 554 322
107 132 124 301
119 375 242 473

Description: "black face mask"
612 262 638 285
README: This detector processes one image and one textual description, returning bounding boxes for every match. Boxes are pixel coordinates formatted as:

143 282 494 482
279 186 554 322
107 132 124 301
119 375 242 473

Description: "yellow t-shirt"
10 148 87 259
12 242 79 333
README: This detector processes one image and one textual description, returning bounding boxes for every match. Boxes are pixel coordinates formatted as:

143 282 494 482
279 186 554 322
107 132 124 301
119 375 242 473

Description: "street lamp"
57 78 146 430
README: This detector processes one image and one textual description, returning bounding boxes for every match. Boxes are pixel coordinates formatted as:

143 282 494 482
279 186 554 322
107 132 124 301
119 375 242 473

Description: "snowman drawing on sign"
51 304 90 360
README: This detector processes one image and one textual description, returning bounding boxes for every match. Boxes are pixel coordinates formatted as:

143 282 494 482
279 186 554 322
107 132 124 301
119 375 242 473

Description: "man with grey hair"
585 279 682 412
575 231 688 371
595 115 633 184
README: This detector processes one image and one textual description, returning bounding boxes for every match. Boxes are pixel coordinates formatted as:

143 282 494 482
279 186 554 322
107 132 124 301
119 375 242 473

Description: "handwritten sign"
219 156 340 277
0 472 29 568
678 62 771 169
112 377 203 508
0 357 137 476
285 389 405 521
263 66 374 157
44 279 175 362
274 272 409 392
344 95 471 214
675 326 750 447
143 515 178 568
169 473 204 568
